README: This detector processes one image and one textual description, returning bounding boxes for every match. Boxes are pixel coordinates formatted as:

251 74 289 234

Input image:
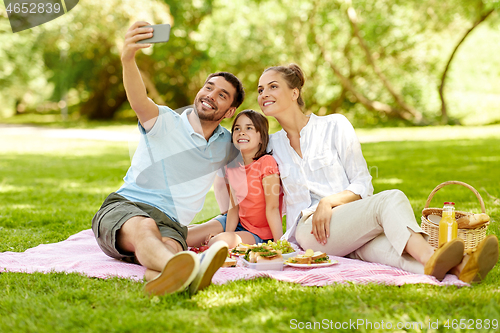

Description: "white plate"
281 251 297 259
285 260 338 268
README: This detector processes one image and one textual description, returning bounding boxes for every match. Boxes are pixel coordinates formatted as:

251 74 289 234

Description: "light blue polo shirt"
116 105 232 226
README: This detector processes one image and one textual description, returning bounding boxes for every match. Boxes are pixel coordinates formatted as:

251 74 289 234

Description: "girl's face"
257 70 298 117
232 115 262 156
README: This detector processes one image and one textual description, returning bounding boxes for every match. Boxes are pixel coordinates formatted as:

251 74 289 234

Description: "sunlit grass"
355 124 500 143
1 127 500 332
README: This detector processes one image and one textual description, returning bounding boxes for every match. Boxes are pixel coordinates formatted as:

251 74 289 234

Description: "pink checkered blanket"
0 229 468 287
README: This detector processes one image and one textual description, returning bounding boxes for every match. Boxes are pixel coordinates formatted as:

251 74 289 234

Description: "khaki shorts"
91 192 188 262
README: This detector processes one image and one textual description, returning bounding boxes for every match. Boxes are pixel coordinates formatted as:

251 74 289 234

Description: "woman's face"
232 114 262 155
258 70 297 117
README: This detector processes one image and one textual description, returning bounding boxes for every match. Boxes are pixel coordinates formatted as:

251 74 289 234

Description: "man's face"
194 76 237 122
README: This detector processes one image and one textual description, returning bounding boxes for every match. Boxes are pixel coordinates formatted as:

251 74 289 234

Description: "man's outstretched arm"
121 21 159 131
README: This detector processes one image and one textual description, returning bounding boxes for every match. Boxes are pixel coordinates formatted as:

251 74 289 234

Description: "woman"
257 63 498 282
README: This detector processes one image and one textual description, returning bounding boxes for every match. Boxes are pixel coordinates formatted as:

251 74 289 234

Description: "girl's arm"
214 174 230 214
262 173 283 241
225 186 239 233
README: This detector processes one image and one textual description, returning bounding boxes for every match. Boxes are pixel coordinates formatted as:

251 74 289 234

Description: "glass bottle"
438 202 458 247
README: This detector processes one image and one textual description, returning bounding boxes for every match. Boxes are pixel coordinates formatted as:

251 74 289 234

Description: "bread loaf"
456 213 490 229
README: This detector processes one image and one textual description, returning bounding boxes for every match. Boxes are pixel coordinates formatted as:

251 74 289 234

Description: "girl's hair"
263 63 306 109
231 109 272 161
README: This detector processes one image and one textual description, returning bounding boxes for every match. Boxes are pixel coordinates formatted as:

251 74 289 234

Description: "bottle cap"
443 202 455 205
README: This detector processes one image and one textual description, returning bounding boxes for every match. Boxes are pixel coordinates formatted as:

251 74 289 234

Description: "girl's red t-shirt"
225 154 282 240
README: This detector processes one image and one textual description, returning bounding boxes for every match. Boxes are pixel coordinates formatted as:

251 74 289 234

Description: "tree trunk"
439 9 494 124
80 65 128 120
316 38 411 120
81 89 128 120
346 4 425 123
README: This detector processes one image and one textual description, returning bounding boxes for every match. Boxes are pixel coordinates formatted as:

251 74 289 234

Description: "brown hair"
263 63 306 109
231 109 272 161
205 72 245 109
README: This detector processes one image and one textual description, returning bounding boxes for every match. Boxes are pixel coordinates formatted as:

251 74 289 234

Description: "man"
91 21 245 296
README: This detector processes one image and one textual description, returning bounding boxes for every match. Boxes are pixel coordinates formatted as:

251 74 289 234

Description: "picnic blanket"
0 229 469 287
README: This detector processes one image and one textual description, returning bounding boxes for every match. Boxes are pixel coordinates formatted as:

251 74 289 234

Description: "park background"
1 0 500 332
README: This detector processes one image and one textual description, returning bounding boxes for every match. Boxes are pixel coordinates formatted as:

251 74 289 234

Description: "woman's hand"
311 200 332 245
311 190 361 245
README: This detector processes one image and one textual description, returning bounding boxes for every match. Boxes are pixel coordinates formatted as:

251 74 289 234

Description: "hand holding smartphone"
137 24 171 44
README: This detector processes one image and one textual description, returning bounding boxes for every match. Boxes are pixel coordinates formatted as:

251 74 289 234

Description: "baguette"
456 213 490 229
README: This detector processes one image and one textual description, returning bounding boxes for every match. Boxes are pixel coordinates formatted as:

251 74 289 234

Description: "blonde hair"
263 63 306 108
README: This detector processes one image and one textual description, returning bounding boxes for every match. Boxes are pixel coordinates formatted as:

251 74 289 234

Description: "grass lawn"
1 126 500 332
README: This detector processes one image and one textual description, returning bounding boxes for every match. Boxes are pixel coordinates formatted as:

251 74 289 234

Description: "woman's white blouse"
268 113 374 243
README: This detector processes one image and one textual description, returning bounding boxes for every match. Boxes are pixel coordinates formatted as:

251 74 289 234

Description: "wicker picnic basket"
421 181 489 255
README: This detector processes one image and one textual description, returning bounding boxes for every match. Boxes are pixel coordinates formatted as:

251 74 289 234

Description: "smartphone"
137 24 171 44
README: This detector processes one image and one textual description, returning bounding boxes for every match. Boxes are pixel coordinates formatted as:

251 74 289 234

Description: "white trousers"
295 190 426 274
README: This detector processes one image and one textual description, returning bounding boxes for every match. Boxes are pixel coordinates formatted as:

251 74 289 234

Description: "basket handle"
424 181 486 213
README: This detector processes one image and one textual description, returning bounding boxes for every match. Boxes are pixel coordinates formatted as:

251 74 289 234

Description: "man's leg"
117 216 180 272
117 216 198 295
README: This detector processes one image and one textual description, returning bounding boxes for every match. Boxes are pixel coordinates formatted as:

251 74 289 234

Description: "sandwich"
255 250 283 263
286 249 329 265
244 245 282 263
310 251 329 263
290 254 314 264
231 243 255 257
223 257 237 267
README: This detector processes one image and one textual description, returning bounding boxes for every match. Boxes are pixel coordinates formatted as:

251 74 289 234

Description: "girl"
187 110 283 248
256 63 498 282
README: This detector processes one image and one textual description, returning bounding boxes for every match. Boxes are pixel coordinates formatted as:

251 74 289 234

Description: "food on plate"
310 252 329 263
285 249 330 265
223 257 237 267
244 245 283 263
266 239 295 254
231 243 254 256
255 250 283 263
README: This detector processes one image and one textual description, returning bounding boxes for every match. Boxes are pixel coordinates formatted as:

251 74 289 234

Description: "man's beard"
194 98 227 122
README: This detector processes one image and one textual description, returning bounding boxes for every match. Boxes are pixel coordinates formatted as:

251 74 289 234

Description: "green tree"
192 0 499 126
37 0 173 119
192 0 443 124
438 0 499 124
1 0 216 120
0 9 49 117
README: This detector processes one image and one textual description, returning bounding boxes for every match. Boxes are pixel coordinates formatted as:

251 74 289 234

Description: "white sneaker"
189 241 228 295
144 251 199 296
